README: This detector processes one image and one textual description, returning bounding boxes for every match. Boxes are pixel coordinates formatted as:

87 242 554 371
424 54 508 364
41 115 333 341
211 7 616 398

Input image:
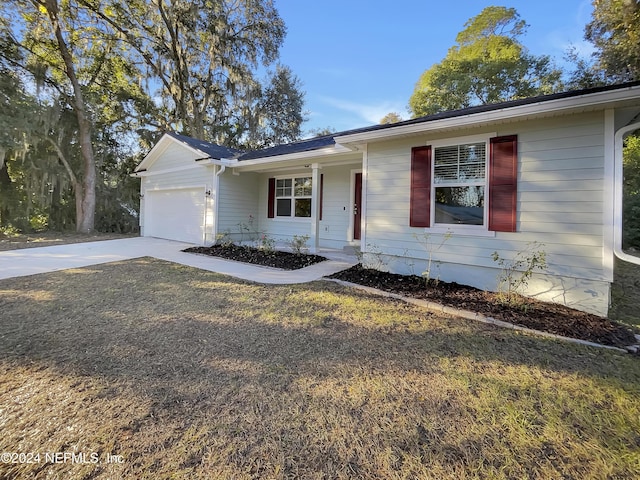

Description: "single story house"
133 81 640 317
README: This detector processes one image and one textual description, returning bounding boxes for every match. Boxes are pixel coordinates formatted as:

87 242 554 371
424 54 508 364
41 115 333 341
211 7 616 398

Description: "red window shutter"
410 146 432 227
489 135 518 232
267 178 275 218
319 173 324 221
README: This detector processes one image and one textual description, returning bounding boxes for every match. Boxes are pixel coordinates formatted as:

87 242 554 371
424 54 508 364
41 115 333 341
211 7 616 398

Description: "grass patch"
0 258 639 479
0 231 137 251
610 257 640 327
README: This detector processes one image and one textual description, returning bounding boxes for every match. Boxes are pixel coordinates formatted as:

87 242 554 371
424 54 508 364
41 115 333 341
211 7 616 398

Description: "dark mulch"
329 264 639 349
183 244 327 270
182 244 638 349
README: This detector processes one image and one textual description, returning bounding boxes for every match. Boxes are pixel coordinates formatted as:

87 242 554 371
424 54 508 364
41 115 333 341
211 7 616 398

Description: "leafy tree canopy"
585 0 640 82
380 112 403 124
409 6 563 117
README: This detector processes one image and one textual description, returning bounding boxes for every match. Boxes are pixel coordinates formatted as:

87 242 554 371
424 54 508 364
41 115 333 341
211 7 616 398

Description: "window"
410 135 517 233
275 177 312 218
433 142 486 226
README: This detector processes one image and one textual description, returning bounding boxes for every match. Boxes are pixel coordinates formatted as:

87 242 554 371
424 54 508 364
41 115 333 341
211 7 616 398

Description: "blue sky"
273 0 595 135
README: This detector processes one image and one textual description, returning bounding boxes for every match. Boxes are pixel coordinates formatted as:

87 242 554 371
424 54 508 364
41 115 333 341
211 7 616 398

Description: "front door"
354 172 362 240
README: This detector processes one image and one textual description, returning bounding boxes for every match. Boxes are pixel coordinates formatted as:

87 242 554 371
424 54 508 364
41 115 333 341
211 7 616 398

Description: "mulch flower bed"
329 264 639 349
183 245 637 349
183 244 327 270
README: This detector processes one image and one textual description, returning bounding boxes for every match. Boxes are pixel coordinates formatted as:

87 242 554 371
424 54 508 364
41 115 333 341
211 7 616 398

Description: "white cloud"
319 96 406 125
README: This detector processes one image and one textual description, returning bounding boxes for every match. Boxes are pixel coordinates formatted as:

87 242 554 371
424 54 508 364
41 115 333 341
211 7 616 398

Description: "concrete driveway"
0 237 357 283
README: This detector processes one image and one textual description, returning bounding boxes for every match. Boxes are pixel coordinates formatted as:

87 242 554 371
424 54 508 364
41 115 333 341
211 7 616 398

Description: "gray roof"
333 80 640 138
166 132 243 160
167 81 640 163
237 135 337 161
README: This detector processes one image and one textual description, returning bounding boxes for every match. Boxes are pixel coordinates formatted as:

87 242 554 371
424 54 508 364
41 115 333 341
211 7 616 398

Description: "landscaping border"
324 278 633 353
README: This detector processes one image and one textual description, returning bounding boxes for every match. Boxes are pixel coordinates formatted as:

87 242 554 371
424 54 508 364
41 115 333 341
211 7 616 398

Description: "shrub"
287 235 310 255
215 230 234 247
414 230 452 284
258 233 275 253
492 242 547 308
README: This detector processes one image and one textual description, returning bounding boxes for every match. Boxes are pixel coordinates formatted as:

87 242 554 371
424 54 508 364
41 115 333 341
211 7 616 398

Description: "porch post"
310 163 321 253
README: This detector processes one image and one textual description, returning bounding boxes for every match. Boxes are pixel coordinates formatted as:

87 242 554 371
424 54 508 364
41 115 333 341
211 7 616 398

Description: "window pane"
434 145 459 183
276 179 292 197
435 186 484 225
434 142 485 184
459 143 485 181
276 198 291 216
295 198 311 217
295 177 312 196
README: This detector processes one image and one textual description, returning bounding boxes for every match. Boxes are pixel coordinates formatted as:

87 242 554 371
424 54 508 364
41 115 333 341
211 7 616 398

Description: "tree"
83 0 290 145
309 127 336 138
623 132 640 249
409 7 563 117
563 46 610 90
2 0 304 234
585 0 640 82
380 112 403 124
258 65 306 147
0 0 110 232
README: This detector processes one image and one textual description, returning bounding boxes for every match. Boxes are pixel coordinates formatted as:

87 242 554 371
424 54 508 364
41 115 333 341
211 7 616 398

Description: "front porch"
217 159 364 253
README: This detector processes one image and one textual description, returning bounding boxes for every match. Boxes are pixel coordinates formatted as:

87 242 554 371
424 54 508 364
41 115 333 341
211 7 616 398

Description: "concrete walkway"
0 237 357 283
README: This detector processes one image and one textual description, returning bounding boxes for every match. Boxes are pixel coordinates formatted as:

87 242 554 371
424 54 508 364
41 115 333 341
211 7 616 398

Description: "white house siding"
255 164 360 249
216 169 260 243
148 141 201 170
140 165 214 243
363 111 611 316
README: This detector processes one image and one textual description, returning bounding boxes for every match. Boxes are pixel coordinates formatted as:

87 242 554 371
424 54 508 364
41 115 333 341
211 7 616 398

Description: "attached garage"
144 187 207 244
133 133 242 246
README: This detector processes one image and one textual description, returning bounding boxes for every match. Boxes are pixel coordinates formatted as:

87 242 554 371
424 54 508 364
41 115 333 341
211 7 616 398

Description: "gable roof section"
166 132 244 160
134 132 244 172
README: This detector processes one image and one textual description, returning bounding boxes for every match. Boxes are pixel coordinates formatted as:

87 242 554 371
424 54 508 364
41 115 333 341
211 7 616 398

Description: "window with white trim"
275 177 312 218
433 141 486 226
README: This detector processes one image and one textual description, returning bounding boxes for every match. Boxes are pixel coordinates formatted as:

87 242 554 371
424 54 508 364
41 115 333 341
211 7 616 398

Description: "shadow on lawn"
0 258 636 410
2 259 640 479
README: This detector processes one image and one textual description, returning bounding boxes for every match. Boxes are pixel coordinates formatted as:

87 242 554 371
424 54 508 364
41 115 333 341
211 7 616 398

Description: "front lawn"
0 259 639 479
0 231 137 252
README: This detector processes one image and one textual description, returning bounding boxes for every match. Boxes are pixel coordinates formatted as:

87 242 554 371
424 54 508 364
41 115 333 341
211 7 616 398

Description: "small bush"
215 230 234 247
0 225 21 237
414 230 452 284
492 242 547 308
287 234 310 255
258 233 275 253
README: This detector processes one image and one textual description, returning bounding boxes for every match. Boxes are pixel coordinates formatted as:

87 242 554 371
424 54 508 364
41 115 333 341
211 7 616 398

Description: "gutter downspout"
614 120 640 266
213 164 227 244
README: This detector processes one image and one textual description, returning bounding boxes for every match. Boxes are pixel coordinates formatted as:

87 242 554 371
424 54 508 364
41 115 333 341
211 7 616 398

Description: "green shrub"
623 193 640 250
287 234 310 255
492 242 547 308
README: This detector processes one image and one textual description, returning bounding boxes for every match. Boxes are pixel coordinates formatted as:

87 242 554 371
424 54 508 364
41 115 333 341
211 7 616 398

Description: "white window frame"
428 133 496 237
274 175 313 221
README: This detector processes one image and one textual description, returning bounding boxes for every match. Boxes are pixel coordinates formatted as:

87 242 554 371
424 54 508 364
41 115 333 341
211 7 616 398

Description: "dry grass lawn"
0 231 137 252
0 258 639 479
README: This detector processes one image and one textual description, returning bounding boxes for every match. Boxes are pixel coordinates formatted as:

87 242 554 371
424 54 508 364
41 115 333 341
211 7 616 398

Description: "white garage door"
145 188 206 244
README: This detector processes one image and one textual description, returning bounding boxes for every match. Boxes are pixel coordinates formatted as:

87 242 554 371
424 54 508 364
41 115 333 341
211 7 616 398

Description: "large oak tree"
409 7 563 117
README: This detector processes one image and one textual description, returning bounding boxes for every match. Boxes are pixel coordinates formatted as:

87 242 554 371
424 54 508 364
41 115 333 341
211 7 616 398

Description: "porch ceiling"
231 150 363 173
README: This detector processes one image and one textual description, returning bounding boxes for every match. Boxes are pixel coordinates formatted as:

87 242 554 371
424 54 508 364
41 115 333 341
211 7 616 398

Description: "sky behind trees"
274 0 595 134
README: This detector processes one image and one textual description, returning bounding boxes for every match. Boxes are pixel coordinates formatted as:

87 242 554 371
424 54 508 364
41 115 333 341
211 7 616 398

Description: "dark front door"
354 172 362 240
